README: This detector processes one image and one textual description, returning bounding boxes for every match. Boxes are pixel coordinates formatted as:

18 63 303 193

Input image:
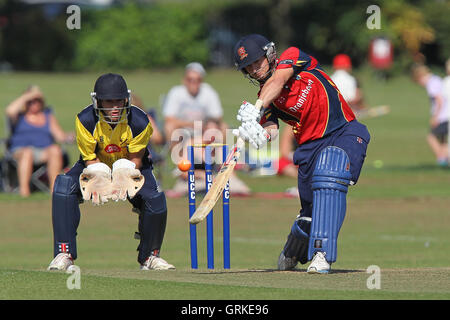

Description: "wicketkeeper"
47 73 175 271
232 34 370 273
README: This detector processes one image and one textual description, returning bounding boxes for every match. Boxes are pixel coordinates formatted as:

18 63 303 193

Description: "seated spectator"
163 62 250 195
129 93 167 185
5 85 74 197
163 62 227 147
130 93 165 151
412 64 449 166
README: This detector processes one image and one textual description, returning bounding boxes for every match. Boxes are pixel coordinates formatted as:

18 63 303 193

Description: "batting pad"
308 146 352 263
52 174 81 260
284 216 311 264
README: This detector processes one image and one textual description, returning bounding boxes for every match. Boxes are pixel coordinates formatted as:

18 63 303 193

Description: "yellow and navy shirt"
75 105 152 168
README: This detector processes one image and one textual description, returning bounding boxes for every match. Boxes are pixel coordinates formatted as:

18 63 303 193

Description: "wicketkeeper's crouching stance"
232 34 371 273
47 73 175 271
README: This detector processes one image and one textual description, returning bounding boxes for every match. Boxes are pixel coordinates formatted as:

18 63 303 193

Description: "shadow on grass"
195 268 364 275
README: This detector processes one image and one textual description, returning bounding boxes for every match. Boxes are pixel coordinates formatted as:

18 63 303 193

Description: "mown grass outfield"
0 68 449 300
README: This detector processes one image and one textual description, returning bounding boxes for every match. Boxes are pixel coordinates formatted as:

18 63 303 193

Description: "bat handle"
254 99 264 110
236 137 245 150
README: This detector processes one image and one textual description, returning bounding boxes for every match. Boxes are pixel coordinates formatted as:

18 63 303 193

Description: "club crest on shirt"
105 144 121 153
237 46 248 60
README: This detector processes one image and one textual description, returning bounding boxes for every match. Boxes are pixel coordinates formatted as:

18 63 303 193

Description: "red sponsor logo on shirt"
105 144 121 153
289 79 314 113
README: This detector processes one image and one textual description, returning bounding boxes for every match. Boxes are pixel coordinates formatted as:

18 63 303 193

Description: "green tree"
74 2 209 70
422 0 450 64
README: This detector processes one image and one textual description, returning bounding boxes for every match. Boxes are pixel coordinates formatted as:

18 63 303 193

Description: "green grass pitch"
0 68 449 301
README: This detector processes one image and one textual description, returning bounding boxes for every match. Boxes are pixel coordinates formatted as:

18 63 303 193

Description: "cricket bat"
189 99 264 225
356 105 390 120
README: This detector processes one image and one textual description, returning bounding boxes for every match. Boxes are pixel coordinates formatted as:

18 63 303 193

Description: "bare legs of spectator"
13 144 63 197
427 133 448 165
41 144 63 193
14 147 34 197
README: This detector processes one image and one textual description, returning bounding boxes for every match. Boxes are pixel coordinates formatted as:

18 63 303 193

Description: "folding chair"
0 115 70 194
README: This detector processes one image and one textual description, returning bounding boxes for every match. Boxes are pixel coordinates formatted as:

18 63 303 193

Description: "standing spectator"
5 85 74 197
330 54 367 115
443 58 450 161
163 62 250 195
412 64 449 166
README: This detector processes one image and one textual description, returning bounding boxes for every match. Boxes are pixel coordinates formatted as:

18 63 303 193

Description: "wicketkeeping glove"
110 159 145 201
79 162 112 205
232 120 271 149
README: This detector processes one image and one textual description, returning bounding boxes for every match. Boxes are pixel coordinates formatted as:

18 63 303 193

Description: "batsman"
47 73 175 271
233 34 370 273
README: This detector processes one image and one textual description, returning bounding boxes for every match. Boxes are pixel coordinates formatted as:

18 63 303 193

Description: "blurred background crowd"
0 0 449 198
0 0 448 72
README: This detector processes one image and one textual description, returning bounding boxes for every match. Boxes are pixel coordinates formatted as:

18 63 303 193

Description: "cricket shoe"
307 252 331 274
47 253 73 271
140 254 175 270
277 251 298 271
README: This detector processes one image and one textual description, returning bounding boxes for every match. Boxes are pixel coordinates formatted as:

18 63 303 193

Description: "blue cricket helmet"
93 73 129 100
91 73 131 124
233 34 276 71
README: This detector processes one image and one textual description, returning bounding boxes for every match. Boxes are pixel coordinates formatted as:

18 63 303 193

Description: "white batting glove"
79 162 112 205
236 101 262 123
232 120 271 149
110 159 145 201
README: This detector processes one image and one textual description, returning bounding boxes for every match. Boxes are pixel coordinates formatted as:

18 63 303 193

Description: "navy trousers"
293 120 370 218
51 159 167 264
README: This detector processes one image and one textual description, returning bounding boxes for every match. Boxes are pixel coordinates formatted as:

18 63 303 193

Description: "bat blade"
189 140 243 224
356 105 390 120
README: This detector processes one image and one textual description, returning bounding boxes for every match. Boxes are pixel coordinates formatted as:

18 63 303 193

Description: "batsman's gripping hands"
236 101 262 123
110 159 145 201
232 101 270 149
79 162 112 205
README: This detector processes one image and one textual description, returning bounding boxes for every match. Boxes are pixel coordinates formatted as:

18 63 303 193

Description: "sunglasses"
186 77 202 83
26 98 43 106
